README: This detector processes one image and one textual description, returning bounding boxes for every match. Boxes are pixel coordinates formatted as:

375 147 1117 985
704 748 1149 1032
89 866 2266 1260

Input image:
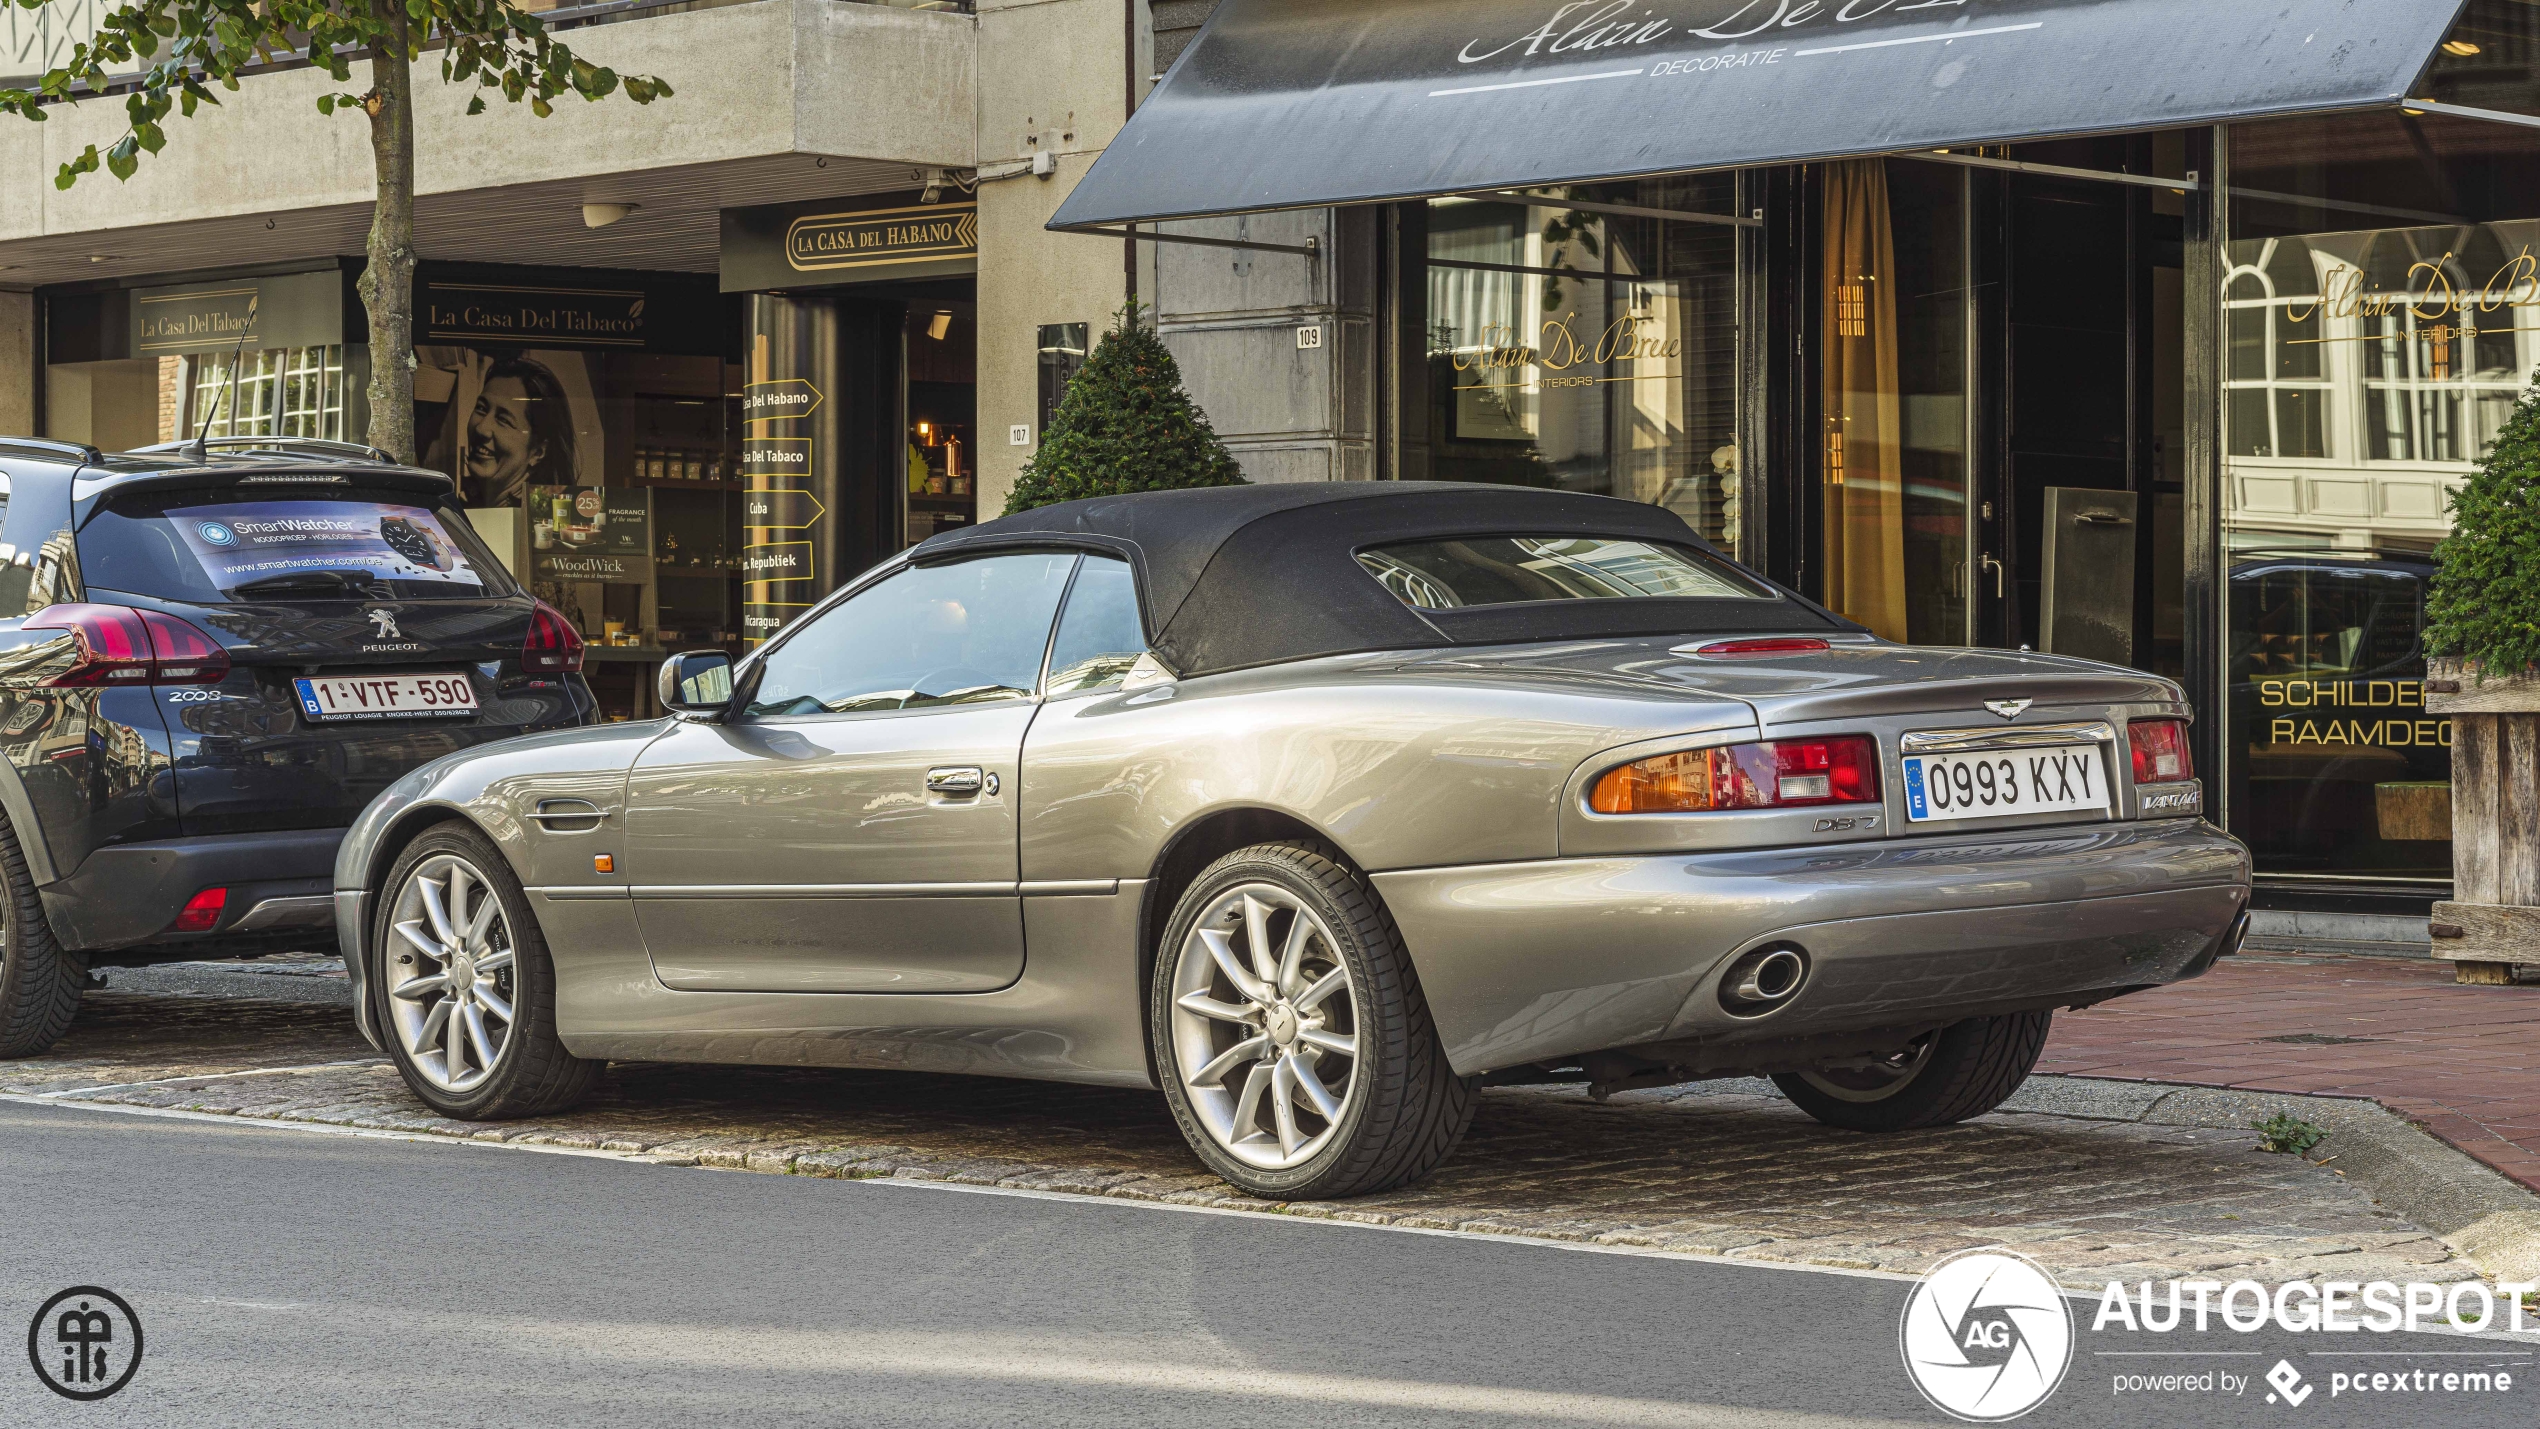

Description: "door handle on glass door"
926 766 985 798
1980 553 2005 599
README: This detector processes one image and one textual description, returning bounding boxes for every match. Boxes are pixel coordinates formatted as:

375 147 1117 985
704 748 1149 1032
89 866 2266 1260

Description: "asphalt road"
1 1101 2532 1428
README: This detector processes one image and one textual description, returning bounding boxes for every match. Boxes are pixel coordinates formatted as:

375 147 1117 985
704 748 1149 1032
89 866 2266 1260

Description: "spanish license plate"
1901 746 2108 824
293 673 480 722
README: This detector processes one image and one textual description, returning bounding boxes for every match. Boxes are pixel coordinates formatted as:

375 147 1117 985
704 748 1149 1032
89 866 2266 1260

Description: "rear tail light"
2129 718 2194 784
1689 637 1832 658
26 604 231 687
523 600 585 675
173 886 228 933
1591 736 1882 814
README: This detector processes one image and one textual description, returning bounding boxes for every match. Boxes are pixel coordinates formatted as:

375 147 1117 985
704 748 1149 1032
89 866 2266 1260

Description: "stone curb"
1999 1074 2540 1284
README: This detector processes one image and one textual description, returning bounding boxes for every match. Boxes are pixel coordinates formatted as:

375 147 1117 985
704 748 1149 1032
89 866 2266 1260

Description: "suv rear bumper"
1373 818 2251 1077
44 829 345 953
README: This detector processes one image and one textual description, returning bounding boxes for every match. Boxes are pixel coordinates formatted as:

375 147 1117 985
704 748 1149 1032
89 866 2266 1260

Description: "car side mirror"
658 651 736 716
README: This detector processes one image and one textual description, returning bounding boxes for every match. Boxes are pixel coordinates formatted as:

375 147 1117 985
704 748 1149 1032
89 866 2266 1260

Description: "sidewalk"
2041 951 2540 1190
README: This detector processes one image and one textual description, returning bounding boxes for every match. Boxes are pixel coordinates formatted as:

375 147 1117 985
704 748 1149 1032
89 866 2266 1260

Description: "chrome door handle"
926 766 985 798
1979 553 2005 599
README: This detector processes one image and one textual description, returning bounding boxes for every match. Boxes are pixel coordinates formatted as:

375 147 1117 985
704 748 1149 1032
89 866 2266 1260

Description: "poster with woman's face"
415 347 604 505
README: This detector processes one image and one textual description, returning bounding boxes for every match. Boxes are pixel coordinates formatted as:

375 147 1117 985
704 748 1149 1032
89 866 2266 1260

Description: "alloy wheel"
1798 1034 1937 1104
1168 884 1362 1170
385 854 518 1093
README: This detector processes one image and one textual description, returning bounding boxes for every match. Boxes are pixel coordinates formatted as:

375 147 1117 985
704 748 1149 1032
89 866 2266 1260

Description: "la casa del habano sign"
785 205 978 274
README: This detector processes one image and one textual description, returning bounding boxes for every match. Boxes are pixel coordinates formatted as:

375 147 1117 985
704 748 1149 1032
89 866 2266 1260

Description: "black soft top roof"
915 483 1847 678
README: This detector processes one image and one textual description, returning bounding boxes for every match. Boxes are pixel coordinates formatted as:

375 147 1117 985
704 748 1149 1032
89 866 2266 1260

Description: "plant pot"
2427 658 2540 984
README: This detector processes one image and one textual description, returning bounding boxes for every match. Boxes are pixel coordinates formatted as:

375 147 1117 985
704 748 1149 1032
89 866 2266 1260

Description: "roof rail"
124 436 399 464
0 437 104 465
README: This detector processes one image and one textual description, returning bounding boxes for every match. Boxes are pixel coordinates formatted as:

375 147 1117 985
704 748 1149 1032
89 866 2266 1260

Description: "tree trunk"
356 1 419 462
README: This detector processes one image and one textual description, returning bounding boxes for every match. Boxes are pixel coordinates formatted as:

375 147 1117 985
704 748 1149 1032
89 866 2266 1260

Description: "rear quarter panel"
1017 655 1757 880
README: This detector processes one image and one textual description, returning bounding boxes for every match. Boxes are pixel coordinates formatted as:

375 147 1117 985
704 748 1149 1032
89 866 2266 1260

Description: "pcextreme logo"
1899 1249 2075 1422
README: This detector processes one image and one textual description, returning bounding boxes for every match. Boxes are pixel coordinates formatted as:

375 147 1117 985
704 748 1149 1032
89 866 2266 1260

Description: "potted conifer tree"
2424 375 2540 983
1005 301 1247 515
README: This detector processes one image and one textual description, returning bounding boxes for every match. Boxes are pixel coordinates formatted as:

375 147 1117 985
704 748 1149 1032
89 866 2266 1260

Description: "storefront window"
417 344 741 721
185 346 351 440
2223 102 2540 879
1419 176 1742 558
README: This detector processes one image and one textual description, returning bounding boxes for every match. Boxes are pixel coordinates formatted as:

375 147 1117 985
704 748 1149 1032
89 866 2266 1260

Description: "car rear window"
80 489 516 603
1357 536 1774 610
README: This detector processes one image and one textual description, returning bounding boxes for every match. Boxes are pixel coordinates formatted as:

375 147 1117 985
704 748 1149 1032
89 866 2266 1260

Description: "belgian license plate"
293 673 480 722
1902 746 2107 824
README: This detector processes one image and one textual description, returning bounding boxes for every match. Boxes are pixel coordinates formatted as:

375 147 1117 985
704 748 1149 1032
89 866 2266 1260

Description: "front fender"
335 719 669 1050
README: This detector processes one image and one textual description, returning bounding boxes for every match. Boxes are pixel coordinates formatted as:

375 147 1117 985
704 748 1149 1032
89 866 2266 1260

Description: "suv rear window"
81 489 516 603
1357 536 1773 610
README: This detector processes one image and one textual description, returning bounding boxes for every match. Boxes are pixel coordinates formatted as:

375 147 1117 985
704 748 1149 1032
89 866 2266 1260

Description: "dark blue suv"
0 437 593 1056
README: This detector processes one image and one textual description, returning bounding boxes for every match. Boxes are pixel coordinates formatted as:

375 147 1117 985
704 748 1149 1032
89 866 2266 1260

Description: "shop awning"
1052 0 2472 230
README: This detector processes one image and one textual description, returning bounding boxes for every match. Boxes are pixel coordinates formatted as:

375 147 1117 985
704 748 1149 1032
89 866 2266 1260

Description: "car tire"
371 822 598 1120
1773 1011 2052 1133
1152 841 1478 1200
0 812 82 1059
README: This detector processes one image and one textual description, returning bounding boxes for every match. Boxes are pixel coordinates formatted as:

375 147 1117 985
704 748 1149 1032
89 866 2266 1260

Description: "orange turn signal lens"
1590 737 1881 814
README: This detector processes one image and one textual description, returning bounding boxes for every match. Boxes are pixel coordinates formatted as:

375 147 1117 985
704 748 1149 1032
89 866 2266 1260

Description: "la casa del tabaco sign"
420 282 648 349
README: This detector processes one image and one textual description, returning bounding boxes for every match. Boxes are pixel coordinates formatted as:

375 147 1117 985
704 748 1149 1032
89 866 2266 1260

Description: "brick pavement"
0 991 2481 1290
2041 951 2540 1192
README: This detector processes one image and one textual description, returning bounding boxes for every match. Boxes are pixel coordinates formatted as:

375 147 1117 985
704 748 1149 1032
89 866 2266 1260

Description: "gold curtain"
1821 160 1908 642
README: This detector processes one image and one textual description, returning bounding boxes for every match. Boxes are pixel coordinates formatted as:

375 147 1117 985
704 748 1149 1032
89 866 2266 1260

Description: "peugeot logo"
1984 699 2033 721
368 610 401 641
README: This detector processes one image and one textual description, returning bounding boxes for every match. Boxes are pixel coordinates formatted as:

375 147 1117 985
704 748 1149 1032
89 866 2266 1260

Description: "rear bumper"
43 828 344 952
1372 818 2250 1077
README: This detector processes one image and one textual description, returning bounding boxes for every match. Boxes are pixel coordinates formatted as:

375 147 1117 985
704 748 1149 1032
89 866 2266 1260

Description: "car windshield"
1357 536 1774 610
80 488 516 603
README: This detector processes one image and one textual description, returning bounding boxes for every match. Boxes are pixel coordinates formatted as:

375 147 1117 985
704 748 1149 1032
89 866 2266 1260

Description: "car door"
622 551 1080 993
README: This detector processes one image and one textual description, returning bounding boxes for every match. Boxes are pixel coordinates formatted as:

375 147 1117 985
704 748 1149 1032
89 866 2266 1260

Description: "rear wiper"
228 570 384 599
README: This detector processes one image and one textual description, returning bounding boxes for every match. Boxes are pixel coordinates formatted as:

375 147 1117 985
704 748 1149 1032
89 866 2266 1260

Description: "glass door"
1818 159 1972 645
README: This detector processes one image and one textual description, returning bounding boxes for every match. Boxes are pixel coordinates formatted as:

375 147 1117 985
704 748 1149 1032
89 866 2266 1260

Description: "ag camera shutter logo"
197 521 238 548
1900 1248 2074 1422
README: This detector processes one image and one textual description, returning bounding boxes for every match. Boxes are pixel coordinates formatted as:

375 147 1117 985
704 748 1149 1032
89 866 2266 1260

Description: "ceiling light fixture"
2443 39 2483 57
581 202 640 229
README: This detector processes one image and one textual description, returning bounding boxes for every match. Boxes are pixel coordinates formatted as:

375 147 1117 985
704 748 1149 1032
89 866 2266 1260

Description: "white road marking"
31 1058 388 1098
0 1088 1926 1282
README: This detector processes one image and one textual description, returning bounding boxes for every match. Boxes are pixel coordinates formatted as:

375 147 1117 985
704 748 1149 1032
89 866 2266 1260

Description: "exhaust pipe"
1720 945 1809 1015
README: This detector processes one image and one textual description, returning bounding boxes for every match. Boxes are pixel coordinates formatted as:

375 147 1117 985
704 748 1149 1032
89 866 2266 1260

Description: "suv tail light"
523 600 585 675
26 604 232 687
173 887 228 933
1591 736 1882 814
2129 718 2194 784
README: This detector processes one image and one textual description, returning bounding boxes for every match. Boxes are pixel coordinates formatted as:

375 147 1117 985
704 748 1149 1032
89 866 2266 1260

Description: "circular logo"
1899 1249 2072 1423
26 1286 143 1401
197 521 237 548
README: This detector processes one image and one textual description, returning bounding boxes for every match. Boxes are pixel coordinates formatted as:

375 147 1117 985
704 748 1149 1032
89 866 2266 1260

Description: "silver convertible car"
335 483 2249 1198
